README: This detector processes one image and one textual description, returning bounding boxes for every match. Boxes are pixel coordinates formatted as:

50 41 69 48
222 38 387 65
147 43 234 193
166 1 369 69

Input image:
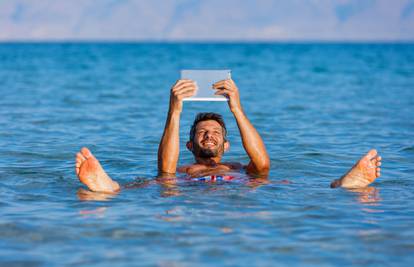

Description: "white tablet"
181 69 231 101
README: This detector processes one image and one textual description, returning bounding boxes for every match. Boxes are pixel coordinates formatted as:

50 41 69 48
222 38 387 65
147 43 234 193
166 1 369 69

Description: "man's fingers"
224 80 233 89
174 86 196 97
214 89 233 97
174 79 192 86
176 86 196 94
213 80 226 88
213 80 233 91
177 90 196 100
173 81 195 91
214 79 231 84
180 91 196 98
172 80 195 91
215 88 232 94
173 83 197 94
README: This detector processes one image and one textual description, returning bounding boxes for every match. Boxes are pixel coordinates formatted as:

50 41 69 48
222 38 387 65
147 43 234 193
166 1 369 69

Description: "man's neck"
195 156 222 166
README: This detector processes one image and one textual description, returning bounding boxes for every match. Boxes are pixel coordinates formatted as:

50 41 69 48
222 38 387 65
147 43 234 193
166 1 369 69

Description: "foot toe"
81 147 93 159
376 161 381 167
367 149 378 159
375 167 381 177
77 152 86 161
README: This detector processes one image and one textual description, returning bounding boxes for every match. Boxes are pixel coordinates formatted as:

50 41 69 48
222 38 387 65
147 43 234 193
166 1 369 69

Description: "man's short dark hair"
189 112 227 142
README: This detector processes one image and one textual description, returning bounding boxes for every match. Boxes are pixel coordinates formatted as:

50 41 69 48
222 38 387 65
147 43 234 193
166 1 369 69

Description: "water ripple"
0 43 413 266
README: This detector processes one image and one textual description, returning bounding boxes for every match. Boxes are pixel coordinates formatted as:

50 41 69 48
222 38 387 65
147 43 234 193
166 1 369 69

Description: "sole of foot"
332 149 382 189
75 147 120 193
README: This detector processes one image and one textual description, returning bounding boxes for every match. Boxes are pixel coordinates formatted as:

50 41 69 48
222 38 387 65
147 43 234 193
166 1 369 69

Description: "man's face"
191 120 227 158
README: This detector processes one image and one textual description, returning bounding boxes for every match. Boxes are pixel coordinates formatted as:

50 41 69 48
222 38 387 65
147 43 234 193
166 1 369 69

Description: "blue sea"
0 43 413 266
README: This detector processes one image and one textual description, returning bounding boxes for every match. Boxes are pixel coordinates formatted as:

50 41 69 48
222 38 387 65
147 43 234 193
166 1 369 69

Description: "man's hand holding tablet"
169 79 197 113
181 70 231 101
169 69 241 115
213 78 242 114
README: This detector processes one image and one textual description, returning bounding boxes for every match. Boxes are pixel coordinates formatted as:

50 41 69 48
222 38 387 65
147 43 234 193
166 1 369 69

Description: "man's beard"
193 142 223 158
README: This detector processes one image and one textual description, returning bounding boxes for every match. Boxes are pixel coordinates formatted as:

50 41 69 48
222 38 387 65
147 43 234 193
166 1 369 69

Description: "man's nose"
204 131 214 138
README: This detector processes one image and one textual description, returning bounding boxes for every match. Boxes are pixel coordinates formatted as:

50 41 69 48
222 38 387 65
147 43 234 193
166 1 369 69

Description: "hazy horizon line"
1 39 414 44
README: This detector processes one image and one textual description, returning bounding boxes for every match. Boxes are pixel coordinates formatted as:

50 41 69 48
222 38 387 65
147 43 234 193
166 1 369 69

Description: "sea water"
0 43 413 266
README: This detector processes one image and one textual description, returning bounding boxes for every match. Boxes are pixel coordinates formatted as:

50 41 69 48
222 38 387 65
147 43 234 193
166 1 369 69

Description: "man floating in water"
75 79 382 193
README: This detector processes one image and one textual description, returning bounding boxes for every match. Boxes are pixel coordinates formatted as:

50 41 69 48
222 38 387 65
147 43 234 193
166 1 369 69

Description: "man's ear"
186 141 193 151
224 140 230 152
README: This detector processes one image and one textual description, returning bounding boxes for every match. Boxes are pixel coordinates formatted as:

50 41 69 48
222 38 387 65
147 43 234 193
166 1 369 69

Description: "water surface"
0 43 413 266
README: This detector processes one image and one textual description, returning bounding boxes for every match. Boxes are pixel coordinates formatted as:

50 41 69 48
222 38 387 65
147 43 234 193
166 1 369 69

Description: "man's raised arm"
158 80 196 174
214 79 270 175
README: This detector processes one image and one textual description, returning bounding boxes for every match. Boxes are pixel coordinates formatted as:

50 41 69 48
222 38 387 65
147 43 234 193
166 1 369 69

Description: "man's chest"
184 164 234 177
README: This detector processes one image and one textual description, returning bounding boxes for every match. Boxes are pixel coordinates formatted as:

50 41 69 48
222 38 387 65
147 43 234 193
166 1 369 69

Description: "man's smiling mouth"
202 140 217 146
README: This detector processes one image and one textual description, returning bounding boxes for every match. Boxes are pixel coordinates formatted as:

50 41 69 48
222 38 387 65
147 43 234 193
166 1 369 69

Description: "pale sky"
0 0 413 41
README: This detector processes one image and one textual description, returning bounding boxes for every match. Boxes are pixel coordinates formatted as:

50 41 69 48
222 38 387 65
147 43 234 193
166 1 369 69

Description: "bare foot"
75 147 120 193
331 149 382 189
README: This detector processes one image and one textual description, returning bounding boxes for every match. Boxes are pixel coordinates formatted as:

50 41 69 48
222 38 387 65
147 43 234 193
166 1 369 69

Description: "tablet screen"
181 69 231 101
